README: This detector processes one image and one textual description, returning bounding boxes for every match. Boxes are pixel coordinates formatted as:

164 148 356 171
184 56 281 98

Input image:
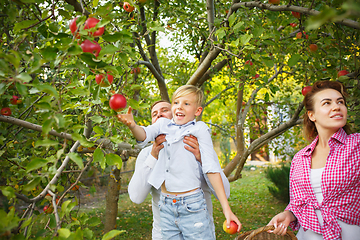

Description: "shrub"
265 162 290 203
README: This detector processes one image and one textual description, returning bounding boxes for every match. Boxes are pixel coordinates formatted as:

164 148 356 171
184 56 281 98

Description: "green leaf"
102 230 125 240
253 27 264 38
34 139 59 148
26 157 48 172
93 148 104 164
228 14 237 27
93 126 104 135
216 27 227 40
15 72 32 83
99 45 119 56
16 82 28 96
67 44 83 56
23 177 41 192
110 135 122 144
87 217 102 227
68 152 84 169
42 118 54 135
35 102 52 110
78 53 107 68
58 228 71 238
1 186 15 199
305 7 337 31
240 34 253 45
288 54 301 67
14 20 37 31
54 113 66 128
40 46 58 61
102 32 124 42
35 84 59 99
89 115 103 124
263 59 274 68
71 133 94 148
105 153 122 169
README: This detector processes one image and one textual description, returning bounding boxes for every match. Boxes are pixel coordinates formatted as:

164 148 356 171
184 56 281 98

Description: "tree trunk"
104 166 121 233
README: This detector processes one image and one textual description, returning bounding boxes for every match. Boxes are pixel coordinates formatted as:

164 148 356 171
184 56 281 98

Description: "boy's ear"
195 106 203 116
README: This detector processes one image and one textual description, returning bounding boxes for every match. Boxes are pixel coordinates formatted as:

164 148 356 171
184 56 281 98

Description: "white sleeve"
128 146 157 204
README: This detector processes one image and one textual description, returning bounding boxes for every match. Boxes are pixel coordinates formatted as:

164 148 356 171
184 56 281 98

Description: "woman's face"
308 88 347 133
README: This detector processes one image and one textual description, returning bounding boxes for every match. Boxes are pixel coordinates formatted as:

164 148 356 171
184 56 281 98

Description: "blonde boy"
118 85 241 239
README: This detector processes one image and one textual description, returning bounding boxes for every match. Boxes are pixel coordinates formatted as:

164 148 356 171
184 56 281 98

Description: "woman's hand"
267 210 296 235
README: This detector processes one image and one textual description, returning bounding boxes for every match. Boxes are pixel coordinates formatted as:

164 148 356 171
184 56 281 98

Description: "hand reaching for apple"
116 107 136 129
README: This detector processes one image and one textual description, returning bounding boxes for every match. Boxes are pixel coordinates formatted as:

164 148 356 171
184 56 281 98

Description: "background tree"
0 0 359 238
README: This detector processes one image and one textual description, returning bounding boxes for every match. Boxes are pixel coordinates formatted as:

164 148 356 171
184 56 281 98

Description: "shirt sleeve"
128 146 155 204
136 118 166 148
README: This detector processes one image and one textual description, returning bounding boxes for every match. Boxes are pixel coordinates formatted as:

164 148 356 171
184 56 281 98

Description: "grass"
83 167 288 239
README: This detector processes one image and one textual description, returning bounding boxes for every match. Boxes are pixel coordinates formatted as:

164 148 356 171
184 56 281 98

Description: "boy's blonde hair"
172 85 204 106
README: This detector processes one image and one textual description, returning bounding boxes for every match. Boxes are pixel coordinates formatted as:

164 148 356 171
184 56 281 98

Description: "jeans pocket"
185 199 206 213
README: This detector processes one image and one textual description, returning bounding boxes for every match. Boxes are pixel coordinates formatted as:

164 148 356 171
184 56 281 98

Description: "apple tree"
0 0 359 238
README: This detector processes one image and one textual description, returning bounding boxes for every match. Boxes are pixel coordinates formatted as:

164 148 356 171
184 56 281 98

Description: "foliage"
265 162 291 203
0 0 359 238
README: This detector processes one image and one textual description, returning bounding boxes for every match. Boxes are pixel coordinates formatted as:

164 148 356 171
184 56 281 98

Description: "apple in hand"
123 2 135 12
223 220 238 235
337 70 349 78
95 74 114 87
1 107 11 116
80 39 101 57
301 86 312 96
109 94 127 112
84 17 105 37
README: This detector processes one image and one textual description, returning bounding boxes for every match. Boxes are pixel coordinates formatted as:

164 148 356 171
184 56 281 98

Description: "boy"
118 85 241 239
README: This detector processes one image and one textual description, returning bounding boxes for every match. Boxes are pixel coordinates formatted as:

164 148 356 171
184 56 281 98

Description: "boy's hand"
224 209 242 233
116 107 136 129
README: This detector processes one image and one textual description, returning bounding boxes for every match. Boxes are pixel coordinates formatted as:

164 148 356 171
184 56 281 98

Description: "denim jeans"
159 190 215 240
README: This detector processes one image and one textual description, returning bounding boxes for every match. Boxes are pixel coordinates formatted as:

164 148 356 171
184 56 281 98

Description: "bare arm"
116 107 146 141
207 172 241 233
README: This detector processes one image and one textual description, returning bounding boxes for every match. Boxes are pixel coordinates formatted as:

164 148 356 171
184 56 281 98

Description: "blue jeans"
159 190 215 240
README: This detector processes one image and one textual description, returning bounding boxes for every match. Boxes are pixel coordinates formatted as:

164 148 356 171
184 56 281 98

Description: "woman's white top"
296 167 360 240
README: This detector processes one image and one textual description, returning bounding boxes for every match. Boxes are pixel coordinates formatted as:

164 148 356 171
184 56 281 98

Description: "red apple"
290 23 297 27
223 220 238 235
245 60 253 66
309 44 318 52
109 94 127 112
301 86 312 96
252 74 260 79
43 205 53 214
130 67 141 74
268 0 280 4
95 74 114 87
1 107 11 116
10 95 19 105
212 132 217 136
123 2 134 12
69 17 80 38
337 70 349 78
296 32 308 39
80 40 101 57
291 11 301 19
84 17 105 37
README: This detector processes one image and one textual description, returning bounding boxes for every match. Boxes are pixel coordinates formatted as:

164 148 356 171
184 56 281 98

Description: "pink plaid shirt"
285 128 360 240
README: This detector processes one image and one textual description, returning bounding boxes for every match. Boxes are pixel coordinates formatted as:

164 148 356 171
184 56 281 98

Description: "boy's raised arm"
116 107 146 141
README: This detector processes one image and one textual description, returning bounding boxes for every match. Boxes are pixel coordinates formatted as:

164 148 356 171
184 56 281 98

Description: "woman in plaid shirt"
268 80 360 240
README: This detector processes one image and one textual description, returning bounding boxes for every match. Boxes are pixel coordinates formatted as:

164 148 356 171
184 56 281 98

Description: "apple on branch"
301 86 312 96
291 11 301 19
123 2 135 12
337 70 349 78
80 39 101 57
10 95 19 105
1 107 12 116
109 94 127 112
309 44 318 53
95 73 114 87
84 17 105 37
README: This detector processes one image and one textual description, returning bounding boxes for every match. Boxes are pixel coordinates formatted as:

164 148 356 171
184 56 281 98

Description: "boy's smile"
172 93 202 125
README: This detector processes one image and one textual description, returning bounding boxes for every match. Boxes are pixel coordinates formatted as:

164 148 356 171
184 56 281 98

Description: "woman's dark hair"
303 80 352 141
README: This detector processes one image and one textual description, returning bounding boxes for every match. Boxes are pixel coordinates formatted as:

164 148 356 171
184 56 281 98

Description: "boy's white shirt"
136 117 222 193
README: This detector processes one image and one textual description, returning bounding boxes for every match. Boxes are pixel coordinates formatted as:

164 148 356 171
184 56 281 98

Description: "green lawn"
84 167 288 239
